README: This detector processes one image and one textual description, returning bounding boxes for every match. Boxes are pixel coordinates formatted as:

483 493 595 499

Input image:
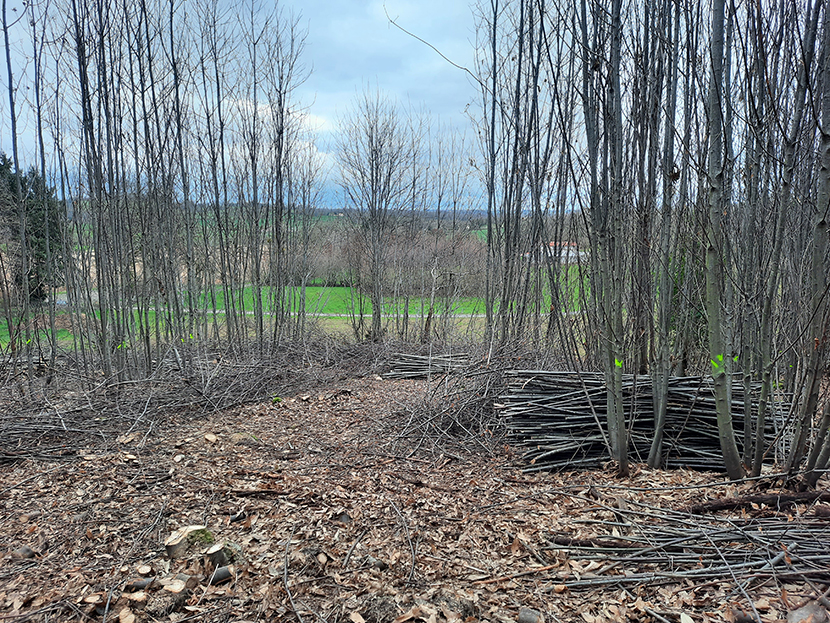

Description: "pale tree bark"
791 0 830 477
196 0 239 349
648 0 679 468
630 0 663 378
577 0 602 371
169 0 195 353
477 0 499 354
29 1 53 364
494 0 526 347
605 0 628 476
748 0 820 476
69 0 116 377
575 0 627 474
3 0 31 368
706 0 744 480
239 0 267 350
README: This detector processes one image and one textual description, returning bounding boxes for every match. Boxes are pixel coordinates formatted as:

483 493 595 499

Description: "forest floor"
1 374 829 623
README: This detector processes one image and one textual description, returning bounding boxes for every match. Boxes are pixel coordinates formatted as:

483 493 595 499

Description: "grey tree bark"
705 0 744 480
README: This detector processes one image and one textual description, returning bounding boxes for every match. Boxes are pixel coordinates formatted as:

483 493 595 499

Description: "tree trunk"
706 0 744 480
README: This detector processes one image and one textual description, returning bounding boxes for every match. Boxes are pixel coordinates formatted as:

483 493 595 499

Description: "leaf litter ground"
1 376 828 623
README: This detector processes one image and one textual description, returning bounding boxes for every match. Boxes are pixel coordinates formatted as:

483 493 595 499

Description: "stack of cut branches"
544 489 830 591
503 371 782 471
383 352 471 380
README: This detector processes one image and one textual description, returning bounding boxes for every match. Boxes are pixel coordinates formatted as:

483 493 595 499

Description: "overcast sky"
280 0 479 142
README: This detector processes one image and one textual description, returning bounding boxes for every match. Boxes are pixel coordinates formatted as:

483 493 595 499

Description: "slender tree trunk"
649 0 679 468
752 0 820 476
3 0 31 369
706 0 744 480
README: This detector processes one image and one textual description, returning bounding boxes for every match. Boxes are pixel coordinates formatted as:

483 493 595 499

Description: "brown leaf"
510 537 522 555
393 607 423 623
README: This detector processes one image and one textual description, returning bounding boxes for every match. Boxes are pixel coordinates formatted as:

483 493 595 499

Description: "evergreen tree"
0 153 63 302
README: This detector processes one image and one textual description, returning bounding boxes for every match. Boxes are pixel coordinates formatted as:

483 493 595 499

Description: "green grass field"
200 285 356 315
199 285 489 317
0 276 585 348
0 321 74 351
0 286 485 347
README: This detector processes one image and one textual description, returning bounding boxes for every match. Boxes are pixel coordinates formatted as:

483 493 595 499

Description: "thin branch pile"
545 490 830 592
383 352 472 380
0 352 321 464
502 371 782 471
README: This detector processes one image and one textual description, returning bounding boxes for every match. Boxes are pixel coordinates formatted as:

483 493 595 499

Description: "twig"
297 600 329 623
343 529 368 570
419 552 488 575
0 603 70 621
643 608 673 623
730 543 794 598
473 565 557 585
226 488 289 497
103 501 169 623
516 533 550 567
167 607 224 622
687 491 830 514
284 526 304 623
782 549 830 609
387 496 417 584
702 530 762 623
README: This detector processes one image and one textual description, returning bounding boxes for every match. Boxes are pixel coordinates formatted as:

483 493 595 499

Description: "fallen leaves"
1 376 827 623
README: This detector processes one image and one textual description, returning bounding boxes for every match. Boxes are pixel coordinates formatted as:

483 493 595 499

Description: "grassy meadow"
0 286 491 348
2 267 586 349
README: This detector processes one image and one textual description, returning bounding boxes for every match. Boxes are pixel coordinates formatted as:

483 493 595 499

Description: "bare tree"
648 0 680 468
3 0 31 365
705 0 743 479
337 88 413 342
790 0 830 478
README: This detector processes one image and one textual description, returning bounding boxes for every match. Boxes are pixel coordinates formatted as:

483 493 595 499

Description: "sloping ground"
1 376 828 623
